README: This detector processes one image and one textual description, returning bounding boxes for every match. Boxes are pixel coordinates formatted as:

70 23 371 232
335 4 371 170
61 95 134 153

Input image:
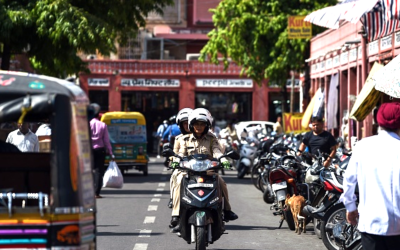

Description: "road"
95 156 326 250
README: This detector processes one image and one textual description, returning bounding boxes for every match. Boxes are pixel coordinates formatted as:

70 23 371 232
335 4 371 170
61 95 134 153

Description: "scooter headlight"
188 159 212 171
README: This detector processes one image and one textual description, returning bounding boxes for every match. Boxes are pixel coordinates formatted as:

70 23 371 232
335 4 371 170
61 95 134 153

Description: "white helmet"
188 108 213 136
176 108 193 124
176 108 193 134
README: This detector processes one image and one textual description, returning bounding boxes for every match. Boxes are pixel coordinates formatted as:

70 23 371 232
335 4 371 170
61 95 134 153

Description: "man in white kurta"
340 102 400 250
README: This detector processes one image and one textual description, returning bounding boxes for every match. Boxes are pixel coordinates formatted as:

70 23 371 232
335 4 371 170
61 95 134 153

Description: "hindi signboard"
288 16 312 39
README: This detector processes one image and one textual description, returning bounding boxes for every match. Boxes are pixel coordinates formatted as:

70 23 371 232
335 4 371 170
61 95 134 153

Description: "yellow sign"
288 16 312 39
283 113 309 134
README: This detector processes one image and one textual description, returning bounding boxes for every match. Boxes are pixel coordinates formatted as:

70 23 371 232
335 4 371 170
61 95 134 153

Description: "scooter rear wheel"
237 163 246 179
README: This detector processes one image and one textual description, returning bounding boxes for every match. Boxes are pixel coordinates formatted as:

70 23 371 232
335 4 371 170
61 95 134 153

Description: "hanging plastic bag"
103 161 123 188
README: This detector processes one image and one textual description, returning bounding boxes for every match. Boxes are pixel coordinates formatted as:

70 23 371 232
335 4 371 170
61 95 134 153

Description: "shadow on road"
122 172 171 184
101 189 170 195
96 232 164 237
225 224 280 231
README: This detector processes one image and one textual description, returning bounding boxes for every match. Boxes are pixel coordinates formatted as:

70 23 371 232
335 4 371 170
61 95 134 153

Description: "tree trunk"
303 42 311 106
1 43 11 70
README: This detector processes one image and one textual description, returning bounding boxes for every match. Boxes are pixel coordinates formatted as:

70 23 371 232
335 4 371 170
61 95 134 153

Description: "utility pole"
290 70 295 113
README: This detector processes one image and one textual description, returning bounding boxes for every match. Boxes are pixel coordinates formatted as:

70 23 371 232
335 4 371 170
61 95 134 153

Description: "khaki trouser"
172 172 231 216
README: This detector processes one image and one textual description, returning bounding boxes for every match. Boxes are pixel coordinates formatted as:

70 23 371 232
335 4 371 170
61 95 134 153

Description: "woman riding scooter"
171 108 238 232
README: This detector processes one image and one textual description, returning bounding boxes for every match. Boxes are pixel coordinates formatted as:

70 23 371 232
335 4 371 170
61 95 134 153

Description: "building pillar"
109 73 121 111
179 75 195 110
253 81 269 121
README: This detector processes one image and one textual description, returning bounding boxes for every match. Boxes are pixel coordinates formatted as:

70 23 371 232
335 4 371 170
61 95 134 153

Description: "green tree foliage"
0 0 173 76
199 0 336 85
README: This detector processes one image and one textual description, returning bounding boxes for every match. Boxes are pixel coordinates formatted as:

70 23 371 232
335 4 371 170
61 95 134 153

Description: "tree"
199 0 336 111
0 0 173 76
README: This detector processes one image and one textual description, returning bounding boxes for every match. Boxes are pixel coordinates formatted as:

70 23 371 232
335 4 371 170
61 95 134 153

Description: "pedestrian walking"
89 103 114 198
340 102 400 250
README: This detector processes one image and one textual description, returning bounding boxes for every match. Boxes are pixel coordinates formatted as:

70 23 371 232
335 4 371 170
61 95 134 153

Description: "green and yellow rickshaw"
0 71 96 249
101 112 149 176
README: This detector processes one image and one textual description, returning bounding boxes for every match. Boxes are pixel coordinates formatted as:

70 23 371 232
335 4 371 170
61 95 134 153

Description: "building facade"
307 21 399 144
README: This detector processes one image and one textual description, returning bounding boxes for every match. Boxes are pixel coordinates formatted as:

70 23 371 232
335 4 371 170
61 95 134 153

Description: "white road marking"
160 176 167 181
162 171 169 175
158 183 166 187
148 205 158 211
151 198 160 202
143 216 155 224
133 243 148 250
139 230 152 237
163 167 168 171
156 188 164 192
154 194 162 197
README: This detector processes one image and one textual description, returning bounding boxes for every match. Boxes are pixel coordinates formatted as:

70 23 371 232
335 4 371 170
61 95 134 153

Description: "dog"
285 194 307 235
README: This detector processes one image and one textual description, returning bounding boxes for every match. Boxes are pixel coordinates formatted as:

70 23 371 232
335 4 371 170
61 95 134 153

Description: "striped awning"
304 0 379 29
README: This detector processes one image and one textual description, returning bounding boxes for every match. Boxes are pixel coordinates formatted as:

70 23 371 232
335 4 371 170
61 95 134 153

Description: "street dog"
285 194 307 235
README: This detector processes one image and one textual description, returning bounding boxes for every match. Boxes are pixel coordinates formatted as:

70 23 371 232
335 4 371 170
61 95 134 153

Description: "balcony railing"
86 60 243 75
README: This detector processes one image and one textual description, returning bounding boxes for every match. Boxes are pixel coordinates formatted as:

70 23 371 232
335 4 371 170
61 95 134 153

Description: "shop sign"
368 40 379 55
340 51 348 64
196 79 253 88
283 113 308 134
349 48 357 62
333 55 340 67
287 16 312 39
88 78 110 87
325 58 332 69
380 35 392 51
121 79 180 87
395 31 400 46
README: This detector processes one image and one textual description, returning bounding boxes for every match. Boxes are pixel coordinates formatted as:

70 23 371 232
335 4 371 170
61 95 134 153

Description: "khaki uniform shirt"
178 132 224 159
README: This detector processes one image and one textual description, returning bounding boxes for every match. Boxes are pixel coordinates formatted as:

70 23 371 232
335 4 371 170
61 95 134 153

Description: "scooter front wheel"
196 226 206 250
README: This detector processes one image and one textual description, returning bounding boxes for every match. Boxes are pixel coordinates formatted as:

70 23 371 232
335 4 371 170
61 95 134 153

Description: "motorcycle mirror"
162 148 175 157
224 150 240 160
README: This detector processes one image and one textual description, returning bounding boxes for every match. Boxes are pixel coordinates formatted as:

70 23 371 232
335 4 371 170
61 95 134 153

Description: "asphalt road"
95 156 326 250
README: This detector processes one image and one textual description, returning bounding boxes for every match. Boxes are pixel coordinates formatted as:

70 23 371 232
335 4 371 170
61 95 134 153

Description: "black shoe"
169 216 179 228
224 210 238 221
170 223 181 233
168 198 173 208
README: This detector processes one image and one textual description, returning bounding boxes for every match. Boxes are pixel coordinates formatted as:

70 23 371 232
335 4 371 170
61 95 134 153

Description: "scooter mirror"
162 148 175 157
225 150 240 160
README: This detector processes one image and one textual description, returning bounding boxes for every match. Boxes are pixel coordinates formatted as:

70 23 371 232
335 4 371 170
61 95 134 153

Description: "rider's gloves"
222 161 231 169
170 162 179 169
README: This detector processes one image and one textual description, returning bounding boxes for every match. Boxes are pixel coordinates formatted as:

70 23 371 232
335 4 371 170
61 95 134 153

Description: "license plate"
188 183 214 188
272 181 287 192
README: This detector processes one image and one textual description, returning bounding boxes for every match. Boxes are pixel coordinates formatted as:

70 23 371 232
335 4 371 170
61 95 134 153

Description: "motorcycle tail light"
287 178 295 185
323 181 334 191
197 177 204 183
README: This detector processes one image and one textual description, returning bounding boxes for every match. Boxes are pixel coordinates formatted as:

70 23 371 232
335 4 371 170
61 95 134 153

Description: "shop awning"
373 54 400 98
304 0 378 29
349 62 384 121
301 92 317 129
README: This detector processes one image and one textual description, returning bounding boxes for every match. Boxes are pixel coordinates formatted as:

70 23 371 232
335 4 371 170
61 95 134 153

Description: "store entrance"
195 92 252 129
121 91 179 154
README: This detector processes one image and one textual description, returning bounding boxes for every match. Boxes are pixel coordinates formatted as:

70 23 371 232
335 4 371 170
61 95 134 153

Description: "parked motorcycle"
236 138 258 179
162 148 239 250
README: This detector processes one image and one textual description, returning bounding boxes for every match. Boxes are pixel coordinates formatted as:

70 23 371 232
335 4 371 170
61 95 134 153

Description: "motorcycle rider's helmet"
176 108 193 134
169 115 177 124
188 108 213 137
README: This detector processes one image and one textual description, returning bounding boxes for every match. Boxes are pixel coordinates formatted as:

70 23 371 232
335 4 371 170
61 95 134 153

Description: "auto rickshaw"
101 112 149 176
0 71 96 249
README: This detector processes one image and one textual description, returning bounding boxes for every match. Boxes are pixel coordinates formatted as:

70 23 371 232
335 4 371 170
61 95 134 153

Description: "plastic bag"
103 161 123 188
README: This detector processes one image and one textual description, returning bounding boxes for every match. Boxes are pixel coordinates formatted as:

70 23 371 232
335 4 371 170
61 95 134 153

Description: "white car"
235 121 275 140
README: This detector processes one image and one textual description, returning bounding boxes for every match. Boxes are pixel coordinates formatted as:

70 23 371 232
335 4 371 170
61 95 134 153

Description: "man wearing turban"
340 102 400 250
